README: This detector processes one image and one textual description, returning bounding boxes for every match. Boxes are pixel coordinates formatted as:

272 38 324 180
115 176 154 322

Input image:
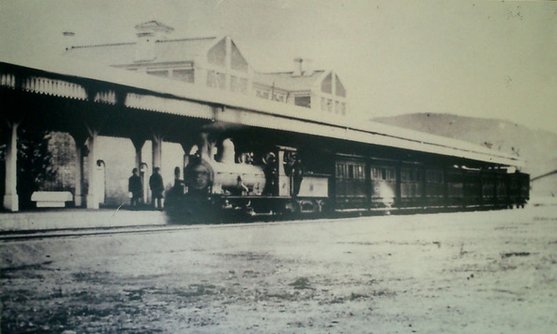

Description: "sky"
1 0 556 133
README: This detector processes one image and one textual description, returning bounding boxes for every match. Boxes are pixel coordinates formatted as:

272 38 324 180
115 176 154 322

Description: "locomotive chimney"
197 132 211 160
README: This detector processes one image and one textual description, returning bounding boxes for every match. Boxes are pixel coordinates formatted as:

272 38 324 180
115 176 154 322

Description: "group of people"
127 167 165 210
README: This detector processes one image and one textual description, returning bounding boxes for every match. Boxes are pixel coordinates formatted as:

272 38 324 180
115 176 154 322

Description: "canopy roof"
0 50 523 168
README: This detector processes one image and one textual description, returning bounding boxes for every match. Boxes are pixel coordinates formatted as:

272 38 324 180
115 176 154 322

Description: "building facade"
66 20 348 116
1 21 351 210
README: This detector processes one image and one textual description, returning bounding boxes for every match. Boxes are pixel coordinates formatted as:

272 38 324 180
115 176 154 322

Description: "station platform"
0 208 167 233
1 197 554 234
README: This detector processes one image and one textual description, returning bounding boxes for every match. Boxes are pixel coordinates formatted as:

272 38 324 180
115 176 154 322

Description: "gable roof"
253 70 327 92
66 36 219 66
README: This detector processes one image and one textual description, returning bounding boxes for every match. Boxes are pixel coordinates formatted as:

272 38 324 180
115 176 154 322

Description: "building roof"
253 70 326 92
66 36 219 66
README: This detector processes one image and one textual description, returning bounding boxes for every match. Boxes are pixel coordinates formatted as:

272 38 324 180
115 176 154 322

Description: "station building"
1 21 522 212
67 21 348 116
1 21 351 210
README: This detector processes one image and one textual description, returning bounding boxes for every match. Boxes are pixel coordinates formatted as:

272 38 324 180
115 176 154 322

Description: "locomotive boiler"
184 139 266 196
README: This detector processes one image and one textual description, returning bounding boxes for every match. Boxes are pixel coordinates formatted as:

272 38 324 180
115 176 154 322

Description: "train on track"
165 129 529 223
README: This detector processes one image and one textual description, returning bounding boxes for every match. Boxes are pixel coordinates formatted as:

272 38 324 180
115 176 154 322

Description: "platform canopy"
0 50 523 168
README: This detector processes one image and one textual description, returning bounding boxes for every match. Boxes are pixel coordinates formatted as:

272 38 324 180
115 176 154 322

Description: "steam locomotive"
165 133 529 223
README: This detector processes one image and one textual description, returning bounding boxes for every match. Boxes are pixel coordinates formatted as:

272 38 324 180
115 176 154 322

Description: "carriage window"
381 169 386 180
426 169 443 183
401 169 408 182
387 169 395 181
401 168 419 182
348 165 354 179
336 164 344 178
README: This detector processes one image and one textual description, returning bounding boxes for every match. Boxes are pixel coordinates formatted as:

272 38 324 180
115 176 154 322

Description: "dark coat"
128 174 142 197
149 173 164 197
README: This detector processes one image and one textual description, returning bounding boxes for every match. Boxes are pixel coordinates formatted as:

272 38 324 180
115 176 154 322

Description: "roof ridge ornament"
134 20 175 34
134 20 174 62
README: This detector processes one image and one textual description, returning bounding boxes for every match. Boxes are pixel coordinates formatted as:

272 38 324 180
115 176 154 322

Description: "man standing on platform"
149 167 164 210
128 168 142 209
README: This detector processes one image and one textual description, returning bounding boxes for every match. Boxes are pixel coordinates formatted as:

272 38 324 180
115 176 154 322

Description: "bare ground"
1 206 557 333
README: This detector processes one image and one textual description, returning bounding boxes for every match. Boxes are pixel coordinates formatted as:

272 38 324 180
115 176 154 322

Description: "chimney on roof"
62 31 75 51
292 57 313 77
303 59 314 76
134 20 174 62
293 57 303 77
135 20 174 40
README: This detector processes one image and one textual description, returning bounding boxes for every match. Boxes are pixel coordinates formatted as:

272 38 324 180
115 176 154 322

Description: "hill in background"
372 113 557 197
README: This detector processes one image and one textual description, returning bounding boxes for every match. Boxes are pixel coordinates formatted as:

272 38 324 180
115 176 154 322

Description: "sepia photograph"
1 0 556 332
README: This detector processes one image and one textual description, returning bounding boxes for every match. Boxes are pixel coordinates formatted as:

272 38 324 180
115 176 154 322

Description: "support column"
131 136 146 170
180 141 193 169
70 131 87 208
74 145 84 207
131 136 147 204
151 133 163 170
86 129 99 209
3 122 19 212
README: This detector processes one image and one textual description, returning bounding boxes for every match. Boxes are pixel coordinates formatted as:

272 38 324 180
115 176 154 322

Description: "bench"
31 191 73 208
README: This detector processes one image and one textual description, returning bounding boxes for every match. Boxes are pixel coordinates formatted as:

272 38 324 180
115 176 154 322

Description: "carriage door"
369 165 396 209
335 159 367 210
277 147 296 197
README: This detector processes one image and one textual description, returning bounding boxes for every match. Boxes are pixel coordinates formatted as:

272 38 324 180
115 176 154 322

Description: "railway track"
0 216 346 242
